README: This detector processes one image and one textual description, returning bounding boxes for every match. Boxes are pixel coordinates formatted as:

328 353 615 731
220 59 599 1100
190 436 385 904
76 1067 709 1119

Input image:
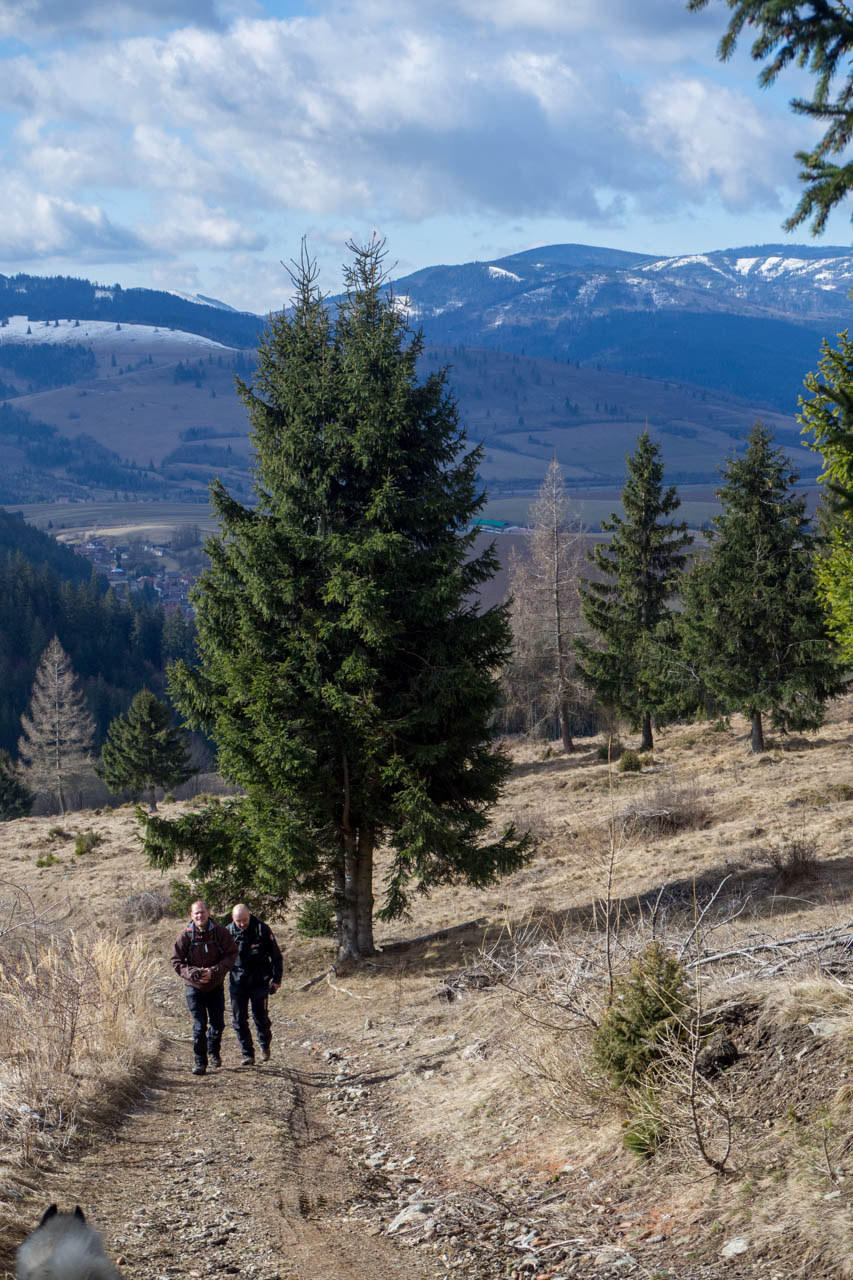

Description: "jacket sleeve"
264 924 284 984
171 932 191 980
208 925 238 982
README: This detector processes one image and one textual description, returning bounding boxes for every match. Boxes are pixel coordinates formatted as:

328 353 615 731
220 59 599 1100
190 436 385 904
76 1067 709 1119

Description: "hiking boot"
241 1054 255 1067
260 1047 271 1062
192 1062 207 1076
209 1052 222 1068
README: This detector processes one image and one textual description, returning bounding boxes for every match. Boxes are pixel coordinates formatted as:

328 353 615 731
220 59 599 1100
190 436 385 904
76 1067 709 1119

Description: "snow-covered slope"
0 315 232 350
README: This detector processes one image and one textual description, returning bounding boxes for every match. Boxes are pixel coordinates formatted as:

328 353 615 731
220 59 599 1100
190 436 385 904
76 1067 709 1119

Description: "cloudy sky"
0 0 847 313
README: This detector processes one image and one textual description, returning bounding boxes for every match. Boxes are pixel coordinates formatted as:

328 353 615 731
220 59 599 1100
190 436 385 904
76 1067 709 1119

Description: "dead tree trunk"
559 698 574 753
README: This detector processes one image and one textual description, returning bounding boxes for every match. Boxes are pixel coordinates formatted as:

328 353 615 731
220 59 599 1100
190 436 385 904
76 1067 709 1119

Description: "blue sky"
0 0 849 313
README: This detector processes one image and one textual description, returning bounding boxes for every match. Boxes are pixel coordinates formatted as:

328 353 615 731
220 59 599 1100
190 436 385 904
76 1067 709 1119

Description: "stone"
386 1203 436 1234
808 1018 844 1038
720 1237 749 1260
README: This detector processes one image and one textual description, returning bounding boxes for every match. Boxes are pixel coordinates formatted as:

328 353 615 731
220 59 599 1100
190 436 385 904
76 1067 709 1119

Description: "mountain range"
1 242 850 513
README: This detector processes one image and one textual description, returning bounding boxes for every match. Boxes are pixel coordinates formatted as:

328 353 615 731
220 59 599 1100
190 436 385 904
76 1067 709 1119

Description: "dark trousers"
185 985 225 1065
230 981 271 1058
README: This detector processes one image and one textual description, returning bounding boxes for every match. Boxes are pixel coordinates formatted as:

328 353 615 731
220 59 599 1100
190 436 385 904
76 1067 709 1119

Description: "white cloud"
146 194 267 250
641 78 800 209
0 0 812 279
0 170 143 258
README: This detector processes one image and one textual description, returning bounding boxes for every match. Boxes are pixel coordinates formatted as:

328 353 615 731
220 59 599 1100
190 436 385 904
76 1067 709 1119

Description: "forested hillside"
0 509 194 754
0 274 260 348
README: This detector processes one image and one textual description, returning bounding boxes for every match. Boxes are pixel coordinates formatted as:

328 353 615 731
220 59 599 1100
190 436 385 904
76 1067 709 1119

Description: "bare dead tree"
504 460 589 751
17 636 95 814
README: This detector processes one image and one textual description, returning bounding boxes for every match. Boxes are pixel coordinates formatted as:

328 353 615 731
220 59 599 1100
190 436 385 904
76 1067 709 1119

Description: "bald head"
232 904 251 930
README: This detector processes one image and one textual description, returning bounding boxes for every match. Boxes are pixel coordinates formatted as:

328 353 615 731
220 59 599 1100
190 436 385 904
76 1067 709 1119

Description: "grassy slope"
2 703 853 1273
4 338 810 508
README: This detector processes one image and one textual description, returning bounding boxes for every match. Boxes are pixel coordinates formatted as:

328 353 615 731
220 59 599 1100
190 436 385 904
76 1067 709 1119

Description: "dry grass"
0 918 160 1170
2 700 853 1272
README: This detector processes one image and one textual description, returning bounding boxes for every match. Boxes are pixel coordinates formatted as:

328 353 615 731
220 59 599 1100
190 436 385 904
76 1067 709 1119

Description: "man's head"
232 904 251 931
190 900 210 929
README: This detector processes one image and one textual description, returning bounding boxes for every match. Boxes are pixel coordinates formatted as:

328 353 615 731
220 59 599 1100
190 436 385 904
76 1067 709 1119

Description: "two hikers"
171 899 282 1075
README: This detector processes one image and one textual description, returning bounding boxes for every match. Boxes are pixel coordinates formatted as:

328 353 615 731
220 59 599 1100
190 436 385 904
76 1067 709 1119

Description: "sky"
0 0 850 314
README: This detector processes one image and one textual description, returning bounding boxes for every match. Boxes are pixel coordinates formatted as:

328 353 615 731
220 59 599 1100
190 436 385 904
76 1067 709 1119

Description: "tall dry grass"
0 929 160 1168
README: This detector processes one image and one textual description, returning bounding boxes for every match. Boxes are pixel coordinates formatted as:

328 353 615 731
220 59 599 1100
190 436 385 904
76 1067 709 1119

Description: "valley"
0 242 843 527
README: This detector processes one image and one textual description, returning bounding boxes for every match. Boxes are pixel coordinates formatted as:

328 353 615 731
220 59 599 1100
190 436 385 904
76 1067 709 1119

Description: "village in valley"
69 530 202 616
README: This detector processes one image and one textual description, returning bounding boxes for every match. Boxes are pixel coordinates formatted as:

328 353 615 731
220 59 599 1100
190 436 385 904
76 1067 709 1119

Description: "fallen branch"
296 966 336 992
381 917 490 953
685 921 853 971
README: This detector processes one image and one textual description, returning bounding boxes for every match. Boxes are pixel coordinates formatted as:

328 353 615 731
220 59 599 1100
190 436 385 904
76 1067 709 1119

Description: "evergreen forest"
0 273 260 348
0 509 194 755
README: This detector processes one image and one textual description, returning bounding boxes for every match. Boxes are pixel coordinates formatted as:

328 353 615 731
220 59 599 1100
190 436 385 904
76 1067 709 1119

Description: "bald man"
227 904 283 1066
171 900 237 1076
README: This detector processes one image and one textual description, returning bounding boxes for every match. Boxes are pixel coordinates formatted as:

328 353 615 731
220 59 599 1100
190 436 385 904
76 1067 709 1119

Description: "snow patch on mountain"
488 266 522 283
0 315 232 350
165 289 236 312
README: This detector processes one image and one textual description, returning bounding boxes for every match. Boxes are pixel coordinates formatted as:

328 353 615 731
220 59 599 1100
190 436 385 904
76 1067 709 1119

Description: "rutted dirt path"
34 979 438 1280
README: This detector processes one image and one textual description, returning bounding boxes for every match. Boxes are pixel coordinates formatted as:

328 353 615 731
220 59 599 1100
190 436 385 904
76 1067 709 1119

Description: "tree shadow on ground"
363 853 853 982
505 748 603 782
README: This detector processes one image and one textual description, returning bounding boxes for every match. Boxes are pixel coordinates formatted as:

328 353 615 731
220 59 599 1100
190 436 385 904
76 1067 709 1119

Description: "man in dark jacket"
228 903 283 1066
171 899 238 1076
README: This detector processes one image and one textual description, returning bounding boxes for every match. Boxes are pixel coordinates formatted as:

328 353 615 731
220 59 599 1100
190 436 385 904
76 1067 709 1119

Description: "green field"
15 500 219 540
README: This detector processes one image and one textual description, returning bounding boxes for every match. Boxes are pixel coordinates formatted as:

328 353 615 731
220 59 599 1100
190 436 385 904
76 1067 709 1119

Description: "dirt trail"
32 979 436 1280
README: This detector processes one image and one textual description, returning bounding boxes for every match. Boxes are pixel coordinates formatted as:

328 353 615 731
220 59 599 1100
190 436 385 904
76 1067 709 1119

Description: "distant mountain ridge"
391 242 853 410
0 242 848 507
0 273 260 348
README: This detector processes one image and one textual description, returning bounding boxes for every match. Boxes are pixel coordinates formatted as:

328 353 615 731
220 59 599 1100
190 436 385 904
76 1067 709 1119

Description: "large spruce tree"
99 688 192 811
144 240 529 960
680 422 841 752
575 431 692 751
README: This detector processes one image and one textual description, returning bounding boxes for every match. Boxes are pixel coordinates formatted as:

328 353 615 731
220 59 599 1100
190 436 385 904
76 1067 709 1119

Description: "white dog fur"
16 1206 121 1280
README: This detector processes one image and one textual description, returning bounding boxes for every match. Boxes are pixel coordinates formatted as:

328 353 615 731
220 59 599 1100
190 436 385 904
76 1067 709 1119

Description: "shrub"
622 1090 663 1159
592 942 690 1089
169 878 196 918
74 829 103 856
47 825 67 840
597 740 623 762
296 893 337 938
621 780 709 838
121 889 174 923
766 826 820 887
35 852 60 868
617 749 642 773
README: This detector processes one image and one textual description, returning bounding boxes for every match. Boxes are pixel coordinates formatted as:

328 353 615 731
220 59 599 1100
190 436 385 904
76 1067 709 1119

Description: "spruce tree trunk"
333 864 346 956
356 825 376 957
336 825 376 961
750 709 765 753
338 836 360 962
559 699 574 753
147 784 157 813
640 711 653 752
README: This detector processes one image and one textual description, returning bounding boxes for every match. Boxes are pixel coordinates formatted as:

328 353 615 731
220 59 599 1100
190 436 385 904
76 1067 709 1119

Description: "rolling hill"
1 243 847 512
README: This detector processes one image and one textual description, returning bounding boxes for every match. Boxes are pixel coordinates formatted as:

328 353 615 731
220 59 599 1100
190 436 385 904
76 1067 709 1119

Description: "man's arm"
208 925 238 982
264 924 284 987
171 932 192 980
